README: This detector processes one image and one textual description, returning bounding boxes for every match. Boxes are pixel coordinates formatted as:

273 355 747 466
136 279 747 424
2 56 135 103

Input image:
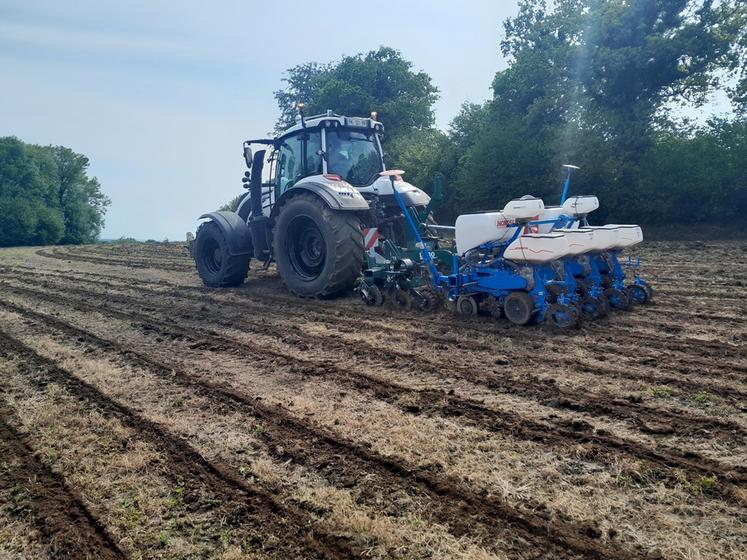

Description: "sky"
0 0 519 240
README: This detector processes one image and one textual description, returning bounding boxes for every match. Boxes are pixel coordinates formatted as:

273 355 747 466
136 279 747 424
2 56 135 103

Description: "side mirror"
243 145 253 169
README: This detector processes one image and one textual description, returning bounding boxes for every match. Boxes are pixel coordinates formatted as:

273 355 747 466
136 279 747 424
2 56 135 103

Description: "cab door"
275 130 323 195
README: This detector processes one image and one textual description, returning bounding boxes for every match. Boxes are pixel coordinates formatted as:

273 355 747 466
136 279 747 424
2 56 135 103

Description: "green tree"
274 46 439 141
452 0 746 224
385 129 452 194
0 198 64 246
728 5 747 115
635 117 747 225
51 146 110 244
0 137 58 203
0 137 110 247
218 193 246 212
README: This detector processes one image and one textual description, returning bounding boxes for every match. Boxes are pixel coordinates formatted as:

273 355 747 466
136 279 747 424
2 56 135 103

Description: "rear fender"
198 211 252 256
271 181 369 219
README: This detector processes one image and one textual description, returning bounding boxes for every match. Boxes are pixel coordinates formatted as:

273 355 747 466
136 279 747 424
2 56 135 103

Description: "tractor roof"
276 112 384 141
244 113 384 147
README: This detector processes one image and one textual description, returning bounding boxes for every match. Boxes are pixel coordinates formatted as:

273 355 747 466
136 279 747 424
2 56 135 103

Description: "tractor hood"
358 176 431 207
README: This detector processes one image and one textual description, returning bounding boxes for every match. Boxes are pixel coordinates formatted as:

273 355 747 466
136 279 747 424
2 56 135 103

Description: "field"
0 240 745 560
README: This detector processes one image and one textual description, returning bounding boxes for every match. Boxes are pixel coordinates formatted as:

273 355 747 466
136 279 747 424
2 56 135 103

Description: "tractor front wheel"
273 193 364 298
194 221 251 287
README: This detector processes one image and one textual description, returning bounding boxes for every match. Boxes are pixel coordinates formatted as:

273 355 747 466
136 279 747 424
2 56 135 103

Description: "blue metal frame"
560 165 577 205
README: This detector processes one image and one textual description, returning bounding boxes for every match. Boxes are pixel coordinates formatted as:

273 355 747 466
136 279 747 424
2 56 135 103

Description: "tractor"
191 109 439 298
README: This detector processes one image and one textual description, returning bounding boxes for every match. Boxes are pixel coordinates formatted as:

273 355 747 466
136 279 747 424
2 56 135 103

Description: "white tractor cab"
192 110 433 298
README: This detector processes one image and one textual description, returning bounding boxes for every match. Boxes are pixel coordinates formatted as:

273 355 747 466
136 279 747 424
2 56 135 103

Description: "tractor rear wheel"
194 221 250 287
273 193 364 298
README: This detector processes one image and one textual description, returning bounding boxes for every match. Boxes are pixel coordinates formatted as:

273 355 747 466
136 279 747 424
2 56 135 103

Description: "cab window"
277 131 322 192
305 131 323 176
277 135 303 192
325 129 382 186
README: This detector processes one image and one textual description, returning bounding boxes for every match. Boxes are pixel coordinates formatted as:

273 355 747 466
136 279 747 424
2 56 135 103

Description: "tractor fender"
271 180 370 219
198 211 253 256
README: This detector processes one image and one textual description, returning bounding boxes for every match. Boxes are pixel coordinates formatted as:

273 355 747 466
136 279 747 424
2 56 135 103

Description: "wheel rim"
287 216 326 281
203 237 223 274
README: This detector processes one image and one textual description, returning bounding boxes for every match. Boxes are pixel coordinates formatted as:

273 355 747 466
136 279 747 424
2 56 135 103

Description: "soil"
0 240 744 560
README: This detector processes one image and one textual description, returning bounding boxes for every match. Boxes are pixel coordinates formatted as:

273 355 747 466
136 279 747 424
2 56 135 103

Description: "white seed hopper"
561 228 596 255
581 226 620 250
562 195 599 216
504 232 570 264
533 195 600 233
605 224 643 248
502 197 545 221
454 198 545 255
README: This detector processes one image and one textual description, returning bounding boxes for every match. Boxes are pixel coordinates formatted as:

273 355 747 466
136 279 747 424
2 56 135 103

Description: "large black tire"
273 193 364 298
194 221 251 287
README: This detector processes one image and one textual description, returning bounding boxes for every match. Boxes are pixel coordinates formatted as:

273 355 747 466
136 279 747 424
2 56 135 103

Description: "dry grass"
0 241 745 559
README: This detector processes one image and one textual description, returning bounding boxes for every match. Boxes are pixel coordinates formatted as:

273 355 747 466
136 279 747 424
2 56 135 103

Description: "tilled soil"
0 240 745 560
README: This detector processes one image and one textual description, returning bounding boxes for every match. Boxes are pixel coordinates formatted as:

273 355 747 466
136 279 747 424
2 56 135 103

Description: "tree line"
274 0 747 227
0 137 110 247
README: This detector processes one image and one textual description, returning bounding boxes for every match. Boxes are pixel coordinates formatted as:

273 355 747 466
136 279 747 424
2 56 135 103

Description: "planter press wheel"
627 284 649 305
456 295 479 316
605 287 631 311
580 296 606 320
414 289 440 312
503 292 534 326
483 296 502 320
392 288 413 310
359 283 384 307
547 303 580 329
